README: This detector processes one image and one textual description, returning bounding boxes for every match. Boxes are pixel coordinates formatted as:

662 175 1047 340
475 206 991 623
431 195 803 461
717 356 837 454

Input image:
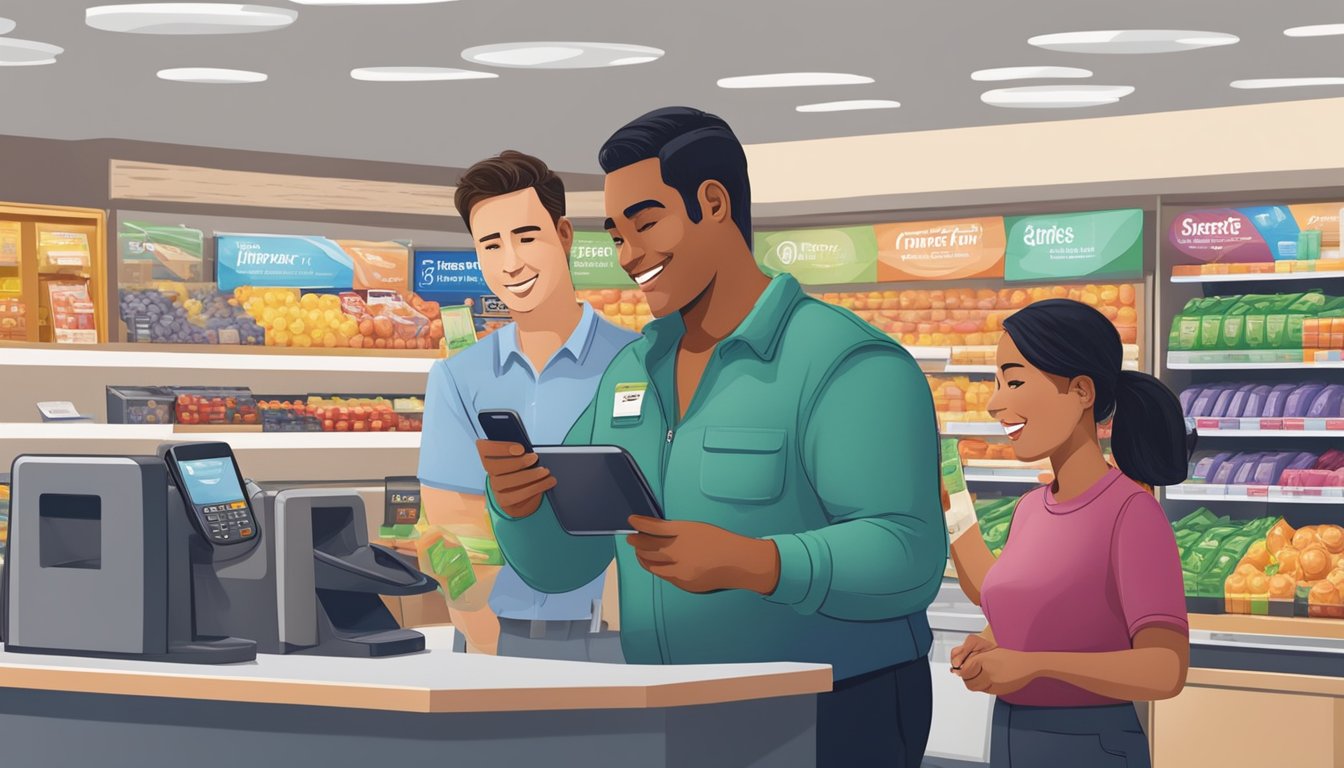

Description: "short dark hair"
454 150 566 232
598 107 752 249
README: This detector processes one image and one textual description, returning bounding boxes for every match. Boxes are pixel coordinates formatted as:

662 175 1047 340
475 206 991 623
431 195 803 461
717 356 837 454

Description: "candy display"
173 388 259 427
814 283 1139 347
1187 450 1344 487
1183 381 1344 420
46 281 98 344
577 288 653 332
106 386 174 424
1168 291 1344 352
0 296 26 340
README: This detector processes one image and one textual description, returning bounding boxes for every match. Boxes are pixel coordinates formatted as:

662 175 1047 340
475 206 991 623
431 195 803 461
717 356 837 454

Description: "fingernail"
510 445 522 456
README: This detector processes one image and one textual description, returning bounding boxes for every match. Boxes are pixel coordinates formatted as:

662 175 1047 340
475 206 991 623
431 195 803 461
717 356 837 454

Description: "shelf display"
173 388 259 427
1168 291 1344 356
118 221 207 283
0 296 26 341
106 386 174 424
576 288 653 332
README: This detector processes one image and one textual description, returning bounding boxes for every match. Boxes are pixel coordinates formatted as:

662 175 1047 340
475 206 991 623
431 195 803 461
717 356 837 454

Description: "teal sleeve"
765 345 947 620
487 390 614 594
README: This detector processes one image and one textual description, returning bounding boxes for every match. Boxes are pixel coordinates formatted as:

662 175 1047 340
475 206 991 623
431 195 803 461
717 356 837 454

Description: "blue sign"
413 250 488 294
216 234 355 291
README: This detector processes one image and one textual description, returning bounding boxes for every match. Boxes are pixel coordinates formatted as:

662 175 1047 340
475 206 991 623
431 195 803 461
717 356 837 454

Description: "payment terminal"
163 442 258 545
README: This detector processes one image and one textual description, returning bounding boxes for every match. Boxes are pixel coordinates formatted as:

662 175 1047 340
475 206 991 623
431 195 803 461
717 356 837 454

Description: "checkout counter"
0 446 830 768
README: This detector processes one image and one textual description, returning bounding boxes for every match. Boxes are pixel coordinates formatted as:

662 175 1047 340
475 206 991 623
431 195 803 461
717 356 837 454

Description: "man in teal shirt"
479 107 945 766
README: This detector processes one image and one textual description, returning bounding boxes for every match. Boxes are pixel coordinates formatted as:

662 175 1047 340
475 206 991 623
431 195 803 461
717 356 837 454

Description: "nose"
617 239 645 271
987 385 1006 418
499 243 525 274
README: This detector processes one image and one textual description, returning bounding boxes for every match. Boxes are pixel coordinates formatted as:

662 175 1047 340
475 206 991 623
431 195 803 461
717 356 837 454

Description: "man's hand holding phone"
476 440 556 519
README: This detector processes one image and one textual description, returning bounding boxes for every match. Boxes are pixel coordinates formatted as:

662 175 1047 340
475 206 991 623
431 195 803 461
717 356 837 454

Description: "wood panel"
109 160 610 220
1152 682 1344 768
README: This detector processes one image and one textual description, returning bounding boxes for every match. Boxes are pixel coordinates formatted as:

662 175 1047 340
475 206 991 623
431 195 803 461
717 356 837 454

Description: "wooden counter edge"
0 664 832 714
1186 667 1344 698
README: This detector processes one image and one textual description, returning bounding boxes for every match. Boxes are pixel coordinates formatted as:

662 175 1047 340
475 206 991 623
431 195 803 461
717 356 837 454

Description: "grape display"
119 287 264 345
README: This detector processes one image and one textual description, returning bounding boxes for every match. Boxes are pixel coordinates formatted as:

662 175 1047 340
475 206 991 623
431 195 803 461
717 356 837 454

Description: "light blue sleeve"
416 360 487 494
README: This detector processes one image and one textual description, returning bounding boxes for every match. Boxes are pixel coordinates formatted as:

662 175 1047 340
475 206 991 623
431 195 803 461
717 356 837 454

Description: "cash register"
2 442 435 662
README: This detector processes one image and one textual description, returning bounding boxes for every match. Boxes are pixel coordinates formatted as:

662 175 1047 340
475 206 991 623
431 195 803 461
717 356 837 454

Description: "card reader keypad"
201 502 256 543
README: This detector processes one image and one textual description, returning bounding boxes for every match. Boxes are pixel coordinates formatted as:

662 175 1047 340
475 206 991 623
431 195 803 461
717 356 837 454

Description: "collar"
641 274 805 363
496 301 600 374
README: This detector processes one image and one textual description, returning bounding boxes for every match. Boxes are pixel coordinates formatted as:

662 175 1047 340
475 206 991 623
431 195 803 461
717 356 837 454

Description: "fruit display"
106 386 174 424
305 395 419 432
1220 514 1344 618
929 376 993 423
0 296 26 340
258 398 321 432
173 388 259 426
1172 508 1278 608
184 287 266 345
577 288 653 332
1169 291 1344 352
120 287 210 344
957 439 1019 462
1187 450 1344 488
814 283 1139 347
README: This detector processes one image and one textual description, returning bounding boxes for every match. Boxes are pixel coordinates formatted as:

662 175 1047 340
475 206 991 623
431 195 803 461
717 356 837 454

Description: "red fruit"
323 419 335 431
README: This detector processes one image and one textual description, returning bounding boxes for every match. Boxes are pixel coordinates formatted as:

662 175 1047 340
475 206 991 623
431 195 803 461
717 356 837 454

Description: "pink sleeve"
1111 492 1189 638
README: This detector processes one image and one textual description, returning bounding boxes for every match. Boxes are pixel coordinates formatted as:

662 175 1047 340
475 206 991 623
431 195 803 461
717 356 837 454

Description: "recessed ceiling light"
158 67 268 83
1284 24 1344 38
291 0 455 4
0 39 64 66
981 85 1134 108
717 72 874 89
1029 30 1238 54
971 66 1093 82
0 17 15 35
462 42 663 69
1231 77 1344 89
86 4 297 35
796 99 900 113
351 66 496 82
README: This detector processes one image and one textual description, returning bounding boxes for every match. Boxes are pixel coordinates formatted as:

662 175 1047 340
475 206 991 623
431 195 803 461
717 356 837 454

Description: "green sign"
1004 209 1143 282
569 231 635 288
754 227 878 285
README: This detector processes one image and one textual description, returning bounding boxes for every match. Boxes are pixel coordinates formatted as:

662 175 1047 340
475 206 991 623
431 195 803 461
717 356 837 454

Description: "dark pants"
990 699 1150 768
816 656 932 767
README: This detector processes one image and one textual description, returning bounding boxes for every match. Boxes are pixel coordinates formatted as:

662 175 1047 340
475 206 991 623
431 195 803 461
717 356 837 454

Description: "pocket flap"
702 427 785 454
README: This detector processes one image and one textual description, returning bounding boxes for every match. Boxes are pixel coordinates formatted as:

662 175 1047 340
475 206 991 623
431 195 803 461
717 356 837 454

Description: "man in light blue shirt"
415 151 637 660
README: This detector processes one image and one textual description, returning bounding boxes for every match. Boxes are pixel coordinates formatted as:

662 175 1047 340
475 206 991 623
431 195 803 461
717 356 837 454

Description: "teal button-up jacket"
488 275 947 679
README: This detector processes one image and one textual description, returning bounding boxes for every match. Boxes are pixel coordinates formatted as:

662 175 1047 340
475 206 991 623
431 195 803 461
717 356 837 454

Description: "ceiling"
2 1 1343 172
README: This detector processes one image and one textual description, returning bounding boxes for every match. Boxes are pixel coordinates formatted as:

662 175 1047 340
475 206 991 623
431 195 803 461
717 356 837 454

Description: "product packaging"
173 387 258 426
119 222 206 281
36 227 91 272
339 240 411 293
0 297 26 341
426 535 477 600
382 477 422 539
45 281 97 343
0 220 19 267
439 305 478 356
940 438 978 543
106 386 175 424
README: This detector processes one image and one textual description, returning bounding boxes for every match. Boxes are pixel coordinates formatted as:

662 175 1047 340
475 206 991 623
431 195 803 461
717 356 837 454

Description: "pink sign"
1169 209 1272 263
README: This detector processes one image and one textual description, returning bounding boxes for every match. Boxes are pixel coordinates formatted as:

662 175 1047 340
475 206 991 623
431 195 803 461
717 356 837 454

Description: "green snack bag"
427 537 477 599
1220 303 1252 349
1175 529 1203 551
457 535 504 566
440 305 479 356
1183 526 1238 574
1174 507 1219 533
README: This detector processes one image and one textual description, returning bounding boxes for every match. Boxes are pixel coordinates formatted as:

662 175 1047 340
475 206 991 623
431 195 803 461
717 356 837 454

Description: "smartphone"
477 409 534 452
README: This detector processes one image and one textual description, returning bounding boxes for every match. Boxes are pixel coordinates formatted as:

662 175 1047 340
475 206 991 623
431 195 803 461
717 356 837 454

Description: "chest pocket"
700 427 787 504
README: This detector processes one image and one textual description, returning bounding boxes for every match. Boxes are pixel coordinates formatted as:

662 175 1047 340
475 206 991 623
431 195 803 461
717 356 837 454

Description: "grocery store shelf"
1171 270 1344 284
1168 351 1344 370
1190 613 1344 641
941 422 1006 436
1193 428 1343 438
0 423 421 450
946 361 1141 374
1166 484 1344 505
964 469 1042 484
0 342 442 373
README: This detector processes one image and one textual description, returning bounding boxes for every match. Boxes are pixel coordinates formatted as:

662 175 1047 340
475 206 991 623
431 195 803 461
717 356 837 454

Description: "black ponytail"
1002 299 1194 487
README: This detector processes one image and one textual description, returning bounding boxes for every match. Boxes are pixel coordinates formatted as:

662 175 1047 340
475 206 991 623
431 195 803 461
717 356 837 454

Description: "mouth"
504 275 539 296
1001 421 1026 441
631 258 670 290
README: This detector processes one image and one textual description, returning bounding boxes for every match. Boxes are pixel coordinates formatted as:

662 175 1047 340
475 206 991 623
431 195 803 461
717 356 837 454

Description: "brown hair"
454 150 566 232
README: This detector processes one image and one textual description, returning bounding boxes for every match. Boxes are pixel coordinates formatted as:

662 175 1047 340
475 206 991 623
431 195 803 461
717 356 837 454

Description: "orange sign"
1288 203 1343 248
876 217 1006 281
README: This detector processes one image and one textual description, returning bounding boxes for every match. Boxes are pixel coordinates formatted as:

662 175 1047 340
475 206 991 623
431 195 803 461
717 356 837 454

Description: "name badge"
613 382 648 419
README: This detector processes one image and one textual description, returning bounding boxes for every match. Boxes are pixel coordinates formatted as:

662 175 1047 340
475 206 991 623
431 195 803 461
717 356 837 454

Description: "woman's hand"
954 648 1040 696
950 632 997 669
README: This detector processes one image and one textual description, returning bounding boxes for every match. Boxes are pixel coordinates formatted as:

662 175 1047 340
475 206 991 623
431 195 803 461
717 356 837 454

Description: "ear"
697 180 732 224
1071 375 1097 411
556 217 575 254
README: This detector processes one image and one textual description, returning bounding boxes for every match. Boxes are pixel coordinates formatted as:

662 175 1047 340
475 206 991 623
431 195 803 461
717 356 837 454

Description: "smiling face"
604 158 729 318
987 333 1096 463
469 188 575 315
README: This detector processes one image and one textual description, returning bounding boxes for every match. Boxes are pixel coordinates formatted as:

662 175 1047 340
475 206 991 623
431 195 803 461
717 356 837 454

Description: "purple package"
1231 453 1266 485
1242 385 1273 418
1192 452 1234 483
1213 453 1256 485
1190 386 1227 417
1179 386 1204 415
1262 383 1299 417
1307 384 1344 418
1284 383 1327 418
1210 387 1240 418
1254 453 1296 485
1225 384 1260 418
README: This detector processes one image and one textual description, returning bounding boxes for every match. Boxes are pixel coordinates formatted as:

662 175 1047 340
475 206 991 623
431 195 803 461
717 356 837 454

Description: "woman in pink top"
949 299 1191 768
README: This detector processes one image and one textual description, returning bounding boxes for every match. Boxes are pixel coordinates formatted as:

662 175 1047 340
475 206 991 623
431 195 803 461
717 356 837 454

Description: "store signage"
570 231 636 288
755 226 878 285
216 234 355 291
1006 209 1144 281
413 249 487 294
875 217 1004 281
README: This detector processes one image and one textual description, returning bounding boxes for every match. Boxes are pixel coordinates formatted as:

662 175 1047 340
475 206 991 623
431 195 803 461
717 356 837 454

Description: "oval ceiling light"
1284 24 1344 38
0 17 16 35
86 4 297 34
972 66 1093 81
796 99 900 113
981 84 1134 108
292 0 455 4
462 42 663 69
1029 30 1238 54
1231 77 1344 89
718 72 874 89
0 39 64 66
158 67 268 83
352 66 496 81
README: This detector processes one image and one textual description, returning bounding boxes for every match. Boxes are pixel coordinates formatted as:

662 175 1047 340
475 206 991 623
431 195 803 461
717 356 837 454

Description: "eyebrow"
478 232 501 243
623 200 665 219
603 218 616 231
1000 363 1024 372
512 226 541 235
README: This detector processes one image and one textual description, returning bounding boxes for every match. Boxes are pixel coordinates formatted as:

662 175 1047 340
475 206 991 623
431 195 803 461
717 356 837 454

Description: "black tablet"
534 445 664 535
